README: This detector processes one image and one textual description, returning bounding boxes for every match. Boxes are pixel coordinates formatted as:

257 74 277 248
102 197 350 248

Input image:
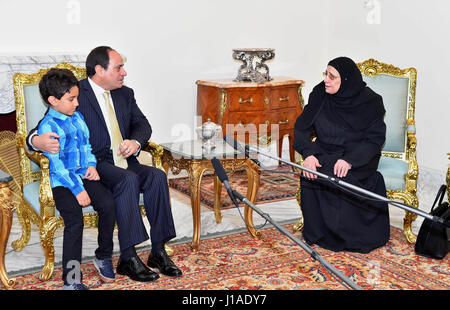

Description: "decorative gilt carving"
0 182 16 289
220 89 227 123
297 84 305 110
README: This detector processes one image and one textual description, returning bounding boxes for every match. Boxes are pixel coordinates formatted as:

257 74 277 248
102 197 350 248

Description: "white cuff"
133 140 141 156
28 131 40 152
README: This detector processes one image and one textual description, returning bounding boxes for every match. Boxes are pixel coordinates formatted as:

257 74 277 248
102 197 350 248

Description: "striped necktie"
103 91 128 169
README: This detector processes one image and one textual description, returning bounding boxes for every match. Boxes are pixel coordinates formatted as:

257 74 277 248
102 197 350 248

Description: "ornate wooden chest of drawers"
196 76 305 162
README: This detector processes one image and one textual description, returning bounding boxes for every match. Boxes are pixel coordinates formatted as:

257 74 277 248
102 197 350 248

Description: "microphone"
223 134 260 166
211 157 240 208
240 142 449 227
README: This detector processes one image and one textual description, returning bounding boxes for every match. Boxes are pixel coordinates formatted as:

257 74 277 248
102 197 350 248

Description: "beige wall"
326 0 450 174
0 0 448 172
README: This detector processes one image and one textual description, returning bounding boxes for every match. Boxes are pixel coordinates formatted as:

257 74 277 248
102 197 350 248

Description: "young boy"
38 68 116 290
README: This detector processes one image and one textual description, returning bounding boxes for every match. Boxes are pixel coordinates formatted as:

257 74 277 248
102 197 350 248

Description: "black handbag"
414 185 450 259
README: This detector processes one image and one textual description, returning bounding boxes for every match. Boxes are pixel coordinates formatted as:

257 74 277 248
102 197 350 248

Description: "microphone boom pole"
231 189 362 290
242 142 445 226
210 155 362 290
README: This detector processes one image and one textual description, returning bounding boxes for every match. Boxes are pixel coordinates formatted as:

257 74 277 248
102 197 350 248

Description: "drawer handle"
238 121 255 127
238 97 253 104
278 119 289 124
279 96 290 102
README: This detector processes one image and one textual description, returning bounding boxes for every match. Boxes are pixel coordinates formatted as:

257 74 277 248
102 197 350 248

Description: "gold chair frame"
294 59 419 244
13 63 167 280
357 59 418 243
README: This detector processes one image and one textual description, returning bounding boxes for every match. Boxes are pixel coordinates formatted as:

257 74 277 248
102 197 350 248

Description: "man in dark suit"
28 46 182 282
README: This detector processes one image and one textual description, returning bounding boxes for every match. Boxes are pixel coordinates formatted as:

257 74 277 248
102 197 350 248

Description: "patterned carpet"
169 164 299 209
9 225 449 290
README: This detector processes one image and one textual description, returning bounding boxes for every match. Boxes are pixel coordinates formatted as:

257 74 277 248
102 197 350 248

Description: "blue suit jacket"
29 78 152 166
77 78 152 165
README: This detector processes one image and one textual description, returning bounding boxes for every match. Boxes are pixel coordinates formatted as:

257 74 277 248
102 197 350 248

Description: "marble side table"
0 169 15 290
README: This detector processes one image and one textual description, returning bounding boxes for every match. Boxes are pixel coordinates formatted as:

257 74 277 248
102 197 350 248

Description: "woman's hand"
303 155 322 179
334 159 351 178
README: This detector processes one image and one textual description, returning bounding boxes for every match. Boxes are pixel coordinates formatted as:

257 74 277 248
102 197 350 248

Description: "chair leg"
213 175 223 224
38 218 58 281
403 210 418 244
11 200 31 251
388 190 418 244
293 217 304 232
164 244 174 257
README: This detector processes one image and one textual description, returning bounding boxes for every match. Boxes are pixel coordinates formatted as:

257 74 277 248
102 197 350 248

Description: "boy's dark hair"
39 68 79 105
86 46 114 78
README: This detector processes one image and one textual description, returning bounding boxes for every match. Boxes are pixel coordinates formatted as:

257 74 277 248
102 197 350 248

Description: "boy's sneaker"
62 282 89 290
94 257 115 282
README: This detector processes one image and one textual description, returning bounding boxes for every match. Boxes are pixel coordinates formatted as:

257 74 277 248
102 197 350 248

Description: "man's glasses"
322 71 340 81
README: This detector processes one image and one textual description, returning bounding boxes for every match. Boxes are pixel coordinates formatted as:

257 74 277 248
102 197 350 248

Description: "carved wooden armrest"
405 123 418 185
35 153 56 218
142 141 164 170
16 136 55 217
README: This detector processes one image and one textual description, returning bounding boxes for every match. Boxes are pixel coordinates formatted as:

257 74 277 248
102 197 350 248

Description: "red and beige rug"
169 164 299 210
9 225 449 290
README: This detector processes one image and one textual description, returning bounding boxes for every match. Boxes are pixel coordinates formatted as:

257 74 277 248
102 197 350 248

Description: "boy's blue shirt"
38 108 97 196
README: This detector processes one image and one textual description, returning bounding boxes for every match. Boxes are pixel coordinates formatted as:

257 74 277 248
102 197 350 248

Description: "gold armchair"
12 62 167 281
357 59 419 243
294 59 419 244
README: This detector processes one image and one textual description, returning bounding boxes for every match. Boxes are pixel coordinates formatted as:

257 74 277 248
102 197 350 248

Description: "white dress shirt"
88 78 141 154
87 77 115 140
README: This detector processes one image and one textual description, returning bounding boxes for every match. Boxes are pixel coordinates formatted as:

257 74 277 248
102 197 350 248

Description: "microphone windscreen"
211 157 228 183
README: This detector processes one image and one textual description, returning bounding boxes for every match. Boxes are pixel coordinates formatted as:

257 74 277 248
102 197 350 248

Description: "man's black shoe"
117 255 160 282
147 249 183 277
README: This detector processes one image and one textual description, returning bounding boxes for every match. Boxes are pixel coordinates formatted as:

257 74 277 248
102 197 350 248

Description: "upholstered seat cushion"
377 156 409 191
23 181 145 217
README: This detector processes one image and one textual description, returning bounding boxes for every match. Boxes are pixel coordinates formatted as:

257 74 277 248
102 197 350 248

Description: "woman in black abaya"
293 56 390 253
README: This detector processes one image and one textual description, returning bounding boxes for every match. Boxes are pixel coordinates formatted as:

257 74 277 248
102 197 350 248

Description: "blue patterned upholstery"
362 74 409 153
377 156 409 190
23 84 47 172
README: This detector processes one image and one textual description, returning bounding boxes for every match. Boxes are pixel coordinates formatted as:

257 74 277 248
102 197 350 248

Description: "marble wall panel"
0 55 85 113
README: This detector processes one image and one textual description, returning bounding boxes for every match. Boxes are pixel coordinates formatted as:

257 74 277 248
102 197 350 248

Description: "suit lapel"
80 79 109 132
